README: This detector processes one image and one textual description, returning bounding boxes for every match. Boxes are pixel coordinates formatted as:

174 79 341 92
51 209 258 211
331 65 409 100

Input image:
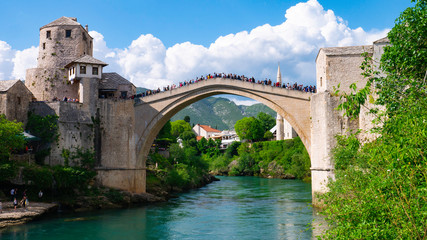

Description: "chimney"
85 25 88 32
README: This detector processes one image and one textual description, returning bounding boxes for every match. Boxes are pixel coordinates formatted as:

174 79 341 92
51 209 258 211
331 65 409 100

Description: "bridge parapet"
135 78 312 105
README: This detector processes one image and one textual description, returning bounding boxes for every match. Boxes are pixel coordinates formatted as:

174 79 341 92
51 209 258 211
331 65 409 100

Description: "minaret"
276 64 284 140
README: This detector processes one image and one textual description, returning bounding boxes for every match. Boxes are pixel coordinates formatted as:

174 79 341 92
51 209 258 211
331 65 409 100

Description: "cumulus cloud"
90 0 388 89
227 97 259 106
0 41 14 80
1 0 388 93
12 46 38 80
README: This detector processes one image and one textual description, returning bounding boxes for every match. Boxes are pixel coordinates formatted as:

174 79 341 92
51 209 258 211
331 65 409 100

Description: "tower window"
320 77 323 87
92 66 99 75
65 30 72 38
46 30 51 39
42 43 46 50
80 66 86 74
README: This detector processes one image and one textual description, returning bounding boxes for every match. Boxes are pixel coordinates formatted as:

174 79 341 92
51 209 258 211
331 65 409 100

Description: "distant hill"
170 97 276 130
136 87 149 94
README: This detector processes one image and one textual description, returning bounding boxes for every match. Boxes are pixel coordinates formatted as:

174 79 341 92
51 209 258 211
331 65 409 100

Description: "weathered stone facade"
316 45 373 94
26 17 93 101
21 17 138 193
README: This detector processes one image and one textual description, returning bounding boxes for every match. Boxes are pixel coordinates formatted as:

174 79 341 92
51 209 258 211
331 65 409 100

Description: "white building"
193 124 221 139
218 130 240 149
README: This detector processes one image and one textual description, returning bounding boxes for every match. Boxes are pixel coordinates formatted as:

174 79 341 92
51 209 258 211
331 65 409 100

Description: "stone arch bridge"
96 77 342 203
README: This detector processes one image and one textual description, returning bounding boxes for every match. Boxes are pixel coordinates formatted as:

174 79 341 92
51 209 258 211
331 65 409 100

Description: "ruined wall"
29 101 95 166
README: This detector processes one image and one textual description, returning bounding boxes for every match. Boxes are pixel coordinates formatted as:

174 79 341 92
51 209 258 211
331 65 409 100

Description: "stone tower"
276 64 284 140
26 17 93 101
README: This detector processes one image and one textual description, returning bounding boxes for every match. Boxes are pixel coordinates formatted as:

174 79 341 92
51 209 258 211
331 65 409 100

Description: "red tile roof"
199 124 221 133
196 136 204 141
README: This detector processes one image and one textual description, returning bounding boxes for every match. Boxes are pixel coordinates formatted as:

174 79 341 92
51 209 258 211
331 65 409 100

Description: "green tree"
256 112 275 133
321 1 427 238
197 137 208 153
183 115 190 123
170 120 192 138
157 120 173 140
263 130 274 140
179 130 197 148
234 117 263 142
26 112 58 143
0 115 25 161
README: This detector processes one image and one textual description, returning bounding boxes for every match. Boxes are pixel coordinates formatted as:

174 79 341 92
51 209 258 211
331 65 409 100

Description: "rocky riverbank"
0 173 219 228
0 202 57 228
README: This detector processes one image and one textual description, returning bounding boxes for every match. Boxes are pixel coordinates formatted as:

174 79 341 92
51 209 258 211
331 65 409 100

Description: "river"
1 176 322 240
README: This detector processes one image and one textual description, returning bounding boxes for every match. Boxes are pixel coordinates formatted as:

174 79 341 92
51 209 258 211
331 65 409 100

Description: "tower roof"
40 16 81 30
65 55 108 68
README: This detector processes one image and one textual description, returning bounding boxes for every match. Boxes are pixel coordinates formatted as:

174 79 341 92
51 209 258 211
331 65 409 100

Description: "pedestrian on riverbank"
38 190 43 199
0 201 2 213
21 196 27 209
10 188 15 201
13 198 18 210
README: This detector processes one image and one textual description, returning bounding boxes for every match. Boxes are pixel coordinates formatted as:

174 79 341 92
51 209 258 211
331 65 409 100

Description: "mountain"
170 97 276 130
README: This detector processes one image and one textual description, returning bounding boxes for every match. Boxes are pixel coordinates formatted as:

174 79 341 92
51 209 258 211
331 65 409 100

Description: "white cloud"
0 41 14 80
229 97 259 106
87 0 387 89
12 46 38 80
0 0 389 89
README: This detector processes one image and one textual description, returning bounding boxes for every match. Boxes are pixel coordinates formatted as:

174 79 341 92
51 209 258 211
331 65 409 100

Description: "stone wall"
37 25 93 69
316 46 373 94
310 91 354 204
26 68 79 101
0 81 33 124
29 101 95 166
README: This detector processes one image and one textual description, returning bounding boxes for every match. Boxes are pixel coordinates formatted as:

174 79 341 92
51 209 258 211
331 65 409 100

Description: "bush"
0 163 18 182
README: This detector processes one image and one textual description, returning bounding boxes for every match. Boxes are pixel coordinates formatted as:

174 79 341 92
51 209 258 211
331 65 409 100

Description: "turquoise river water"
1 176 322 240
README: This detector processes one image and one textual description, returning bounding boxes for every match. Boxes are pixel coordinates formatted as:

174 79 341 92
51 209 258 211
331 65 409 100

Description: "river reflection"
1 176 325 240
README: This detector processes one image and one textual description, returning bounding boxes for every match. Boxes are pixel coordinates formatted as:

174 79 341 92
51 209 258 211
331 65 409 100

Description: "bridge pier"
96 168 146 193
310 91 346 206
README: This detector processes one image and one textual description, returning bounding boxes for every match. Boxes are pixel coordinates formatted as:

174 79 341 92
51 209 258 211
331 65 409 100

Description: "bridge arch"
134 78 312 165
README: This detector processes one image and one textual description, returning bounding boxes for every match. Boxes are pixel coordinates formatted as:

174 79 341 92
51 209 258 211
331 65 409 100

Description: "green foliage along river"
0 176 318 239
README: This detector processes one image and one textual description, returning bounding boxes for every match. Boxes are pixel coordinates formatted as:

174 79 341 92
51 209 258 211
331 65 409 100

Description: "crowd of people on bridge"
130 72 316 99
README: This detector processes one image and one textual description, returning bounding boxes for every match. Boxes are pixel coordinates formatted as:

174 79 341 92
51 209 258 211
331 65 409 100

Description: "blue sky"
0 0 412 49
0 0 413 104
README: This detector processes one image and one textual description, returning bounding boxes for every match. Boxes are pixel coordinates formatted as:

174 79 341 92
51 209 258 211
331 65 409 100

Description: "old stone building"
20 17 136 170
316 45 373 94
25 17 93 101
0 80 33 123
